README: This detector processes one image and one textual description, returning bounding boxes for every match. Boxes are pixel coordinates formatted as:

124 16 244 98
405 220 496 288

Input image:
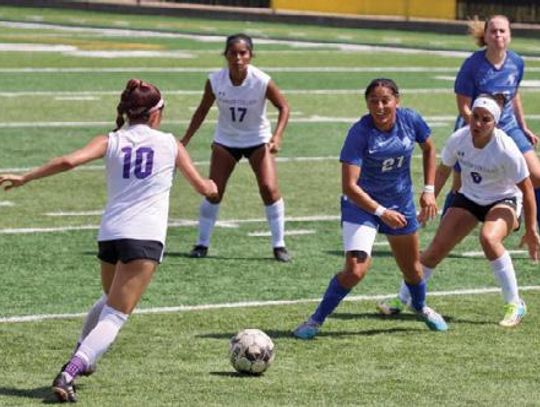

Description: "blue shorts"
340 196 418 235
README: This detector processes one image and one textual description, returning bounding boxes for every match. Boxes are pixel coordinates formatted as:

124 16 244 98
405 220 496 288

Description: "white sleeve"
440 131 460 167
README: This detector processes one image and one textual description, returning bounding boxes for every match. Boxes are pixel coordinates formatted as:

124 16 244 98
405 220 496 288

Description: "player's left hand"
417 192 438 226
268 138 281 154
520 230 540 262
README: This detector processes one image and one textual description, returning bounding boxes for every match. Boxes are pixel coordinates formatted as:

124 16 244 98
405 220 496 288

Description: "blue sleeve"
339 122 366 167
454 56 475 97
412 110 431 144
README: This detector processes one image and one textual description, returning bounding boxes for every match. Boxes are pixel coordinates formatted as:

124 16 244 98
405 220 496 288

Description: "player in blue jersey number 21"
293 78 448 339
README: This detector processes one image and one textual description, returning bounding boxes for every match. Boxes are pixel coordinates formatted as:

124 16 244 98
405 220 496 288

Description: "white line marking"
0 201 15 207
461 249 528 257
2 285 539 323
248 229 316 237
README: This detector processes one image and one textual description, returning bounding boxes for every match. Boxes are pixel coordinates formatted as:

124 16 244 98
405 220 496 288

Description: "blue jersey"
340 108 431 215
454 49 524 129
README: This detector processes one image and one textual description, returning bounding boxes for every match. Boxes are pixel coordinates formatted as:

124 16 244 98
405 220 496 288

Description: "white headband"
148 98 165 113
472 97 501 124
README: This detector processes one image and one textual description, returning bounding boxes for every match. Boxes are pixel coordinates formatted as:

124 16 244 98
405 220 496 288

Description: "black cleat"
273 247 291 262
52 372 77 403
190 245 208 258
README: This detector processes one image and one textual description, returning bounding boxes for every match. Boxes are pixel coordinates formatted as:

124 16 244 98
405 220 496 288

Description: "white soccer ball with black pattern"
229 328 275 375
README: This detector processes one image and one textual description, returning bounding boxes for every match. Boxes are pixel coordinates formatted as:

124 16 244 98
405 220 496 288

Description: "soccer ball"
229 328 275 375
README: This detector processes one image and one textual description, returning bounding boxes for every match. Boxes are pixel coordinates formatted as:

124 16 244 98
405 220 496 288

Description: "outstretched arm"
0 135 108 191
181 80 216 146
265 80 290 154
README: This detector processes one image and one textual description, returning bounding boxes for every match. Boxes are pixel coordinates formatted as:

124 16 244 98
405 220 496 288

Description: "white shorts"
342 221 378 257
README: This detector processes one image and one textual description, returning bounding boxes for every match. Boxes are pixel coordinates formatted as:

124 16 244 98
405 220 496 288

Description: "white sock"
490 251 520 304
265 198 285 248
75 305 128 367
197 199 220 247
77 293 108 345
398 265 433 304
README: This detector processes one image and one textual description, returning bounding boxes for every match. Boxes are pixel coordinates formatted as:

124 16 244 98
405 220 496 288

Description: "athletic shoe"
190 245 208 258
377 297 406 315
499 300 527 327
292 319 320 339
273 247 291 262
418 306 448 332
52 372 77 403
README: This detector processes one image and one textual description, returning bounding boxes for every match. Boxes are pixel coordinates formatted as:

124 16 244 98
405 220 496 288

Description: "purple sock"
405 280 427 312
311 275 351 324
63 355 87 380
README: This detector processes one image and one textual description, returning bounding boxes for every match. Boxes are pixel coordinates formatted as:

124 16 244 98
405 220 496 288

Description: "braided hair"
114 79 162 131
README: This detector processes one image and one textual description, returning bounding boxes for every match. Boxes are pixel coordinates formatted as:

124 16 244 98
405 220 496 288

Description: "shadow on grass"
209 371 266 378
165 252 279 262
333 311 493 326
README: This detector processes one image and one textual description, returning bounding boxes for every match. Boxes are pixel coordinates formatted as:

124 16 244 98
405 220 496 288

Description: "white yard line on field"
2 285 539 323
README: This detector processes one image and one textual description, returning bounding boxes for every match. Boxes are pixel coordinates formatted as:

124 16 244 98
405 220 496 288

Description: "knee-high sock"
535 188 540 229
196 199 220 247
311 275 351 325
63 305 128 381
490 251 520 304
265 198 285 248
77 293 108 346
398 266 433 304
405 280 427 312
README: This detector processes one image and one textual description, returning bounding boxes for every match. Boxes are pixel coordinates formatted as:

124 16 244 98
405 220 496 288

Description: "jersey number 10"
121 146 154 179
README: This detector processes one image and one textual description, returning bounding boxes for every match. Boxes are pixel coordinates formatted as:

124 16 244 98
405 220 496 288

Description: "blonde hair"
467 15 510 48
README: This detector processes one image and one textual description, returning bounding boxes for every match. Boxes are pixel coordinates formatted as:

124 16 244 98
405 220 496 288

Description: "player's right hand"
380 209 407 229
0 174 26 191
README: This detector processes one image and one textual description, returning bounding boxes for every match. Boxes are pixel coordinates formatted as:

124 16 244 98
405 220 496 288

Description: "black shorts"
214 142 265 162
451 192 518 223
97 239 164 265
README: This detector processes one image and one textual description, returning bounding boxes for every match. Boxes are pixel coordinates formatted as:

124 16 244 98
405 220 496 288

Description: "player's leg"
481 203 526 327
293 222 375 339
248 144 289 262
380 206 477 314
387 233 447 331
191 143 237 258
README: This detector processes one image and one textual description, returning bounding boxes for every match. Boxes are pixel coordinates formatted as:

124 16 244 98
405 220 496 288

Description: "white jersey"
210 64 272 147
98 124 178 244
441 126 529 205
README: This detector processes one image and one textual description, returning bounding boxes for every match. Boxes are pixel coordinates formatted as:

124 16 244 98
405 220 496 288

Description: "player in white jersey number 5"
181 33 291 262
0 79 218 402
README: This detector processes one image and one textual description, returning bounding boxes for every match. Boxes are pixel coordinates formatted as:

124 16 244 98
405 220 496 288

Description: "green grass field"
0 6 539 406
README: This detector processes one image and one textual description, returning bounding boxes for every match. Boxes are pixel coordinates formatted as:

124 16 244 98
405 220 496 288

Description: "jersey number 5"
229 107 247 122
121 146 154 179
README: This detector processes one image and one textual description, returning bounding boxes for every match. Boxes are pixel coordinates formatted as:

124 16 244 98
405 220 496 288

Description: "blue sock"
442 191 456 217
405 280 427 312
535 188 540 229
311 275 351 325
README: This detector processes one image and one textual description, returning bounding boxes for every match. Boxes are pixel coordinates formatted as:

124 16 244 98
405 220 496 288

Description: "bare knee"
260 185 281 205
339 251 370 288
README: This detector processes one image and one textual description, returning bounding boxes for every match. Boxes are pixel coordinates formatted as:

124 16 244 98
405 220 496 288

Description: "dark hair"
223 33 254 56
115 79 162 131
364 78 400 100
477 93 505 108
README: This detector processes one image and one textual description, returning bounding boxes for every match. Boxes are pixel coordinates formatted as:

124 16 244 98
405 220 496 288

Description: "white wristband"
374 205 387 217
423 185 435 194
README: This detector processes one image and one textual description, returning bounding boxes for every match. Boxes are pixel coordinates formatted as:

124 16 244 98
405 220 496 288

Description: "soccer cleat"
190 245 208 258
273 247 291 262
52 372 77 403
499 300 527 327
417 306 448 332
377 297 406 315
292 319 320 340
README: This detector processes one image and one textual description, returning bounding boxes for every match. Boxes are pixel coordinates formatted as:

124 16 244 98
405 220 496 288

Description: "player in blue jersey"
293 78 447 340
445 15 540 226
